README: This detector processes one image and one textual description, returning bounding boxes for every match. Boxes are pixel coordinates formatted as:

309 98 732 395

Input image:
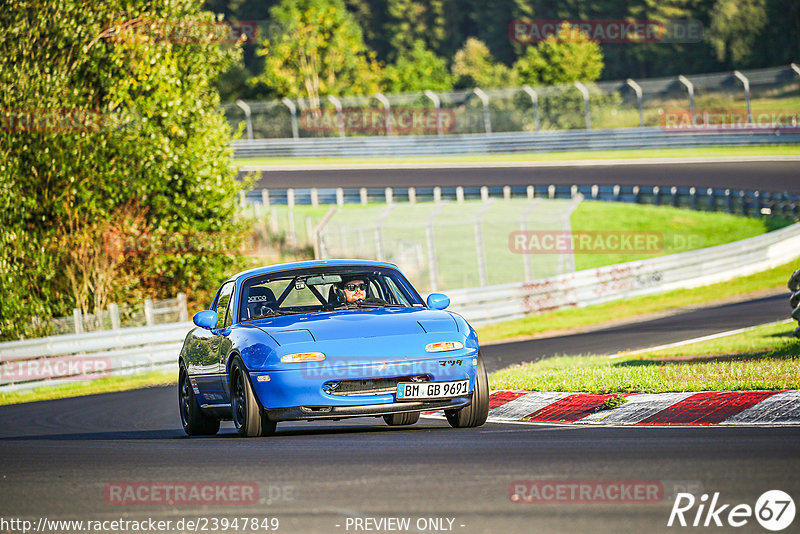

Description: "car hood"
249 307 460 344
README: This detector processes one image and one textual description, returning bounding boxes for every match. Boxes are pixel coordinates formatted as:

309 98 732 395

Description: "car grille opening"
323 375 430 396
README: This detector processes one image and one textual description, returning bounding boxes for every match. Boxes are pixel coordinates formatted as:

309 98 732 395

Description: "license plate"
396 380 469 400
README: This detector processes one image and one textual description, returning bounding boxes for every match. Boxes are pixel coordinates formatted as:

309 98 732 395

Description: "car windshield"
238 266 424 321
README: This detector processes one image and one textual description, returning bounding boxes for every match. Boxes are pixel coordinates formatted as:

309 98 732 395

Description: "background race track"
250 160 800 193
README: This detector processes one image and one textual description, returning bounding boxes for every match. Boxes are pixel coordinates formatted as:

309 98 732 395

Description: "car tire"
383 411 421 426
178 365 220 436
231 359 276 437
445 352 489 428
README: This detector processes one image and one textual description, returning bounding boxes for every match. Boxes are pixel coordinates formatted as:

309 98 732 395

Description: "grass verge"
477 257 798 343
488 320 800 393
0 370 176 406
235 145 800 167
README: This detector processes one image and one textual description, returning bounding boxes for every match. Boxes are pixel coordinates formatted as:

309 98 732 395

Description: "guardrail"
232 127 800 159
0 322 191 393
790 269 800 337
243 184 800 218
445 222 800 325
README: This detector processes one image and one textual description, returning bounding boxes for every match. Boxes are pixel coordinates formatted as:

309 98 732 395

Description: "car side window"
214 282 234 329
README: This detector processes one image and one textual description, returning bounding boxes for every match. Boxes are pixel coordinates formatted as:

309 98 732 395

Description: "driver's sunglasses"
344 283 367 291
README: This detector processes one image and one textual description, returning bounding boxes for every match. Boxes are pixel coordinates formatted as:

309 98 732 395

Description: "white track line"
609 319 793 359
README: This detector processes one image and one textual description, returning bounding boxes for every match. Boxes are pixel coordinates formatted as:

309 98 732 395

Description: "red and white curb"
423 390 800 425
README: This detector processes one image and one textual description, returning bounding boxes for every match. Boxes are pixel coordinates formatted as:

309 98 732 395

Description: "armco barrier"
445 222 800 325
0 322 192 393
232 127 800 159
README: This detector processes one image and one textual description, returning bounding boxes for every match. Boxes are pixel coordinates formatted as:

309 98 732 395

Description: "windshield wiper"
331 301 405 310
244 310 299 321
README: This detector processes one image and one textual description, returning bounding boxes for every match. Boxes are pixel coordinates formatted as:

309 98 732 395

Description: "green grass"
489 320 800 393
570 202 768 270
0 370 176 406
477 258 799 343
236 145 800 167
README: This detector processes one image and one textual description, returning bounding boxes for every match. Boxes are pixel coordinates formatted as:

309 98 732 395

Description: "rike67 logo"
668 490 795 531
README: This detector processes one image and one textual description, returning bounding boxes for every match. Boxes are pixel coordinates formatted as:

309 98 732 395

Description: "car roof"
227 259 400 284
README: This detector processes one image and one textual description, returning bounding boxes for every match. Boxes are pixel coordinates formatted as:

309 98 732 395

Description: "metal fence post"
73 308 83 334
725 189 733 213
425 205 443 292
375 93 392 136
707 188 715 211
503 185 511 201
689 187 697 210
424 90 443 137
310 188 319 207
474 201 493 287
733 70 752 124
678 75 695 125
144 299 155 327
109 303 121 330
287 188 295 209
457 186 465 203
385 187 393 204
327 95 345 138
235 100 254 141
671 186 679 207
360 187 368 205
479 186 488 202
522 85 540 131
626 79 644 127
336 187 344 207
653 186 660 206
280 97 299 140
574 82 591 129
433 187 442 203
261 188 270 207
177 293 189 322
408 187 416 204
473 88 492 134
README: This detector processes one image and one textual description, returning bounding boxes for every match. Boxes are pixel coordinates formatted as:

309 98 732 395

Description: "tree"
452 38 518 89
251 0 382 107
513 22 604 85
0 0 244 340
707 0 768 66
383 40 453 92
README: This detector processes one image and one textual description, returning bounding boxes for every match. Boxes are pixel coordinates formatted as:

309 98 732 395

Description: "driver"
341 278 367 303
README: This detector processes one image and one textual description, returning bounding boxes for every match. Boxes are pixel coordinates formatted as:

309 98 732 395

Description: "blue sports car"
178 260 489 437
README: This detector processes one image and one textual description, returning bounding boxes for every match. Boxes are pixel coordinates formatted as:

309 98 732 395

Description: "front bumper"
266 396 471 422
248 355 477 412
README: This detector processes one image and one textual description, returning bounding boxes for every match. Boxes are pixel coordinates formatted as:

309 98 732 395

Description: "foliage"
383 40 453 93
0 0 245 340
251 0 383 108
513 23 604 86
707 0 769 66
451 38 517 89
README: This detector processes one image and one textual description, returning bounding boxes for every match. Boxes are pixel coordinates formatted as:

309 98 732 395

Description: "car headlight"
425 341 464 352
281 352 326 363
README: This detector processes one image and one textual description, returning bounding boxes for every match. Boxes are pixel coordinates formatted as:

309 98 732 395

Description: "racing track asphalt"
0 294 797 534
251 160 800 193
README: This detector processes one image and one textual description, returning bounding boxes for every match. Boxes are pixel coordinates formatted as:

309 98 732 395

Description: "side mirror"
193 310 218 329
426 293 450 310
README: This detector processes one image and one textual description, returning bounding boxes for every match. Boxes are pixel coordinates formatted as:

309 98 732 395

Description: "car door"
186 281 234 407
